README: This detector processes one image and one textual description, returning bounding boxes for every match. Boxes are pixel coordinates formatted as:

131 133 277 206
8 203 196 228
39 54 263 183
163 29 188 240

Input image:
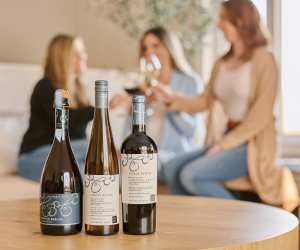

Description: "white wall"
0 0 138 70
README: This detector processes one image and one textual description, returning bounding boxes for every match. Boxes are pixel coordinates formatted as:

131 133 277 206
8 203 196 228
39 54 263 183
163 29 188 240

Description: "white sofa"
0 63 133 200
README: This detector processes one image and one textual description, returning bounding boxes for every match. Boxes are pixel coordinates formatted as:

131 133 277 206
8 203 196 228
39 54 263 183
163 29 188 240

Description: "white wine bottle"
121 95 157 234
84 80 119 236
40 90 83 235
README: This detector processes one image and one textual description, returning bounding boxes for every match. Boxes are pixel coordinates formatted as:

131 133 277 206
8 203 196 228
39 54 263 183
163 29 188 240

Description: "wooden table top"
0 195 298 250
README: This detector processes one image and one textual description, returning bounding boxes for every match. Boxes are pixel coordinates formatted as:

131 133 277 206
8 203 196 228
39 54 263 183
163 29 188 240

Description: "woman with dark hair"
18 34 94 181
110 27 205 180
154 0 299 210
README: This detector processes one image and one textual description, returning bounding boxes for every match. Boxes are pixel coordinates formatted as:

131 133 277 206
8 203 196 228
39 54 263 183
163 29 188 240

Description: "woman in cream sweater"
152 0 299 211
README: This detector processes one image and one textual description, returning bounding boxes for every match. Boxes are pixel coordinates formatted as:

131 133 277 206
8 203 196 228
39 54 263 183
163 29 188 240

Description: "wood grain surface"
0 195 298 250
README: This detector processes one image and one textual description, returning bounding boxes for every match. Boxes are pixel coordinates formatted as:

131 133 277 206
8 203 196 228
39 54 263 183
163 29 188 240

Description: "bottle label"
121 153 157 204
84 175 119 225
55 108 69 142
40 193 80 225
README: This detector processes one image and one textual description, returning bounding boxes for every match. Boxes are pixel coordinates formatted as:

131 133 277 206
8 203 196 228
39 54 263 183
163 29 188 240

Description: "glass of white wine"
124 53 161 96
142 53 161 88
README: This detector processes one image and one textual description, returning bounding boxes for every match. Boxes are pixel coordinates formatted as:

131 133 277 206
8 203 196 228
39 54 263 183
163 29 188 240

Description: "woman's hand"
109 93 131 110
150 83 175 105
144 87 157 104
206 144 221 156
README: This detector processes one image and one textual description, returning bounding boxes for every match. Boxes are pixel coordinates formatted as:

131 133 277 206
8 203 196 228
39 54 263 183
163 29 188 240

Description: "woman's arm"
218 51 278 150
153 62 220 114
168 87 211 113
69 106 94 125
109 93 131 111
36 80 94 127
150 81 209 113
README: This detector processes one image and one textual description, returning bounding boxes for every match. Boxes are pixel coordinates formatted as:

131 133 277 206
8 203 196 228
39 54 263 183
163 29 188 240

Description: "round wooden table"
0 195 298 250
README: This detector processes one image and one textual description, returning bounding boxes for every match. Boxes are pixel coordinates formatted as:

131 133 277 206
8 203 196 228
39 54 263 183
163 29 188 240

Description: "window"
281 1 300 134
254 0 300 135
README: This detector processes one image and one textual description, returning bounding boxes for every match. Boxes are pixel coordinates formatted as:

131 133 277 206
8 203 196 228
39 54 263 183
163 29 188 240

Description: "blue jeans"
18 139 88 182
162 144 248 199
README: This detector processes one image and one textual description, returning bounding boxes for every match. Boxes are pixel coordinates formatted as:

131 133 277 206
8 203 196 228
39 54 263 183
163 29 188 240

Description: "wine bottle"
121 95 157 235
40 90 83 235
84 80 119 236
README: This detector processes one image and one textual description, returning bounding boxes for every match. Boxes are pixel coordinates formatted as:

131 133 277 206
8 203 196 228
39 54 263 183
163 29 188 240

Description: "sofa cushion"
0 114 28 175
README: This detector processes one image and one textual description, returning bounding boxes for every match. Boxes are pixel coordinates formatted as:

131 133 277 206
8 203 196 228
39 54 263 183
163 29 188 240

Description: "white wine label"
40 193 80 225
84 174 119 225
121 153 157 204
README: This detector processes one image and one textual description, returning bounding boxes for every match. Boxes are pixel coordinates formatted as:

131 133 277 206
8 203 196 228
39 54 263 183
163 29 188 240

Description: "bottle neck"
55 107 69 142
94 90 109 127
95 90 108 109
132 102 146 134
94 107 109 120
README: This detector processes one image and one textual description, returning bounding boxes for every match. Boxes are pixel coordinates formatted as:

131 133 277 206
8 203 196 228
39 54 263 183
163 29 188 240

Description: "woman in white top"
150 0 288 203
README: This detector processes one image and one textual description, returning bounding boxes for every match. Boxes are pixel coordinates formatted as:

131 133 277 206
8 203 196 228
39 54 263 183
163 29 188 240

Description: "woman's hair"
140 26 194 75
44 34 88 107
221 0 270 61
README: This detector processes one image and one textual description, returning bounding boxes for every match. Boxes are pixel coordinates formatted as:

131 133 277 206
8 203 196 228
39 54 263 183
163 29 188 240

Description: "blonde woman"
153 0 298 210
18 34 93 181
110 27 205 181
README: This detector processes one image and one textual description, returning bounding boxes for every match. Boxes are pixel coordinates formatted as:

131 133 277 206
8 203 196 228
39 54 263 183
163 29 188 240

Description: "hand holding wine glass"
150 83 186 112
150 83 174 105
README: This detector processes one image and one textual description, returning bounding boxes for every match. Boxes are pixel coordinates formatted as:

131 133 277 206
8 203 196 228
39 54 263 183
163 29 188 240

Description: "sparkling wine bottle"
40 90 83 235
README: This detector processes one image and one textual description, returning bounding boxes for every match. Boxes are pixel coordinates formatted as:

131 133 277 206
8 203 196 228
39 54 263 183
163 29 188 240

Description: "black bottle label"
40 193 81 225
121 153 157 204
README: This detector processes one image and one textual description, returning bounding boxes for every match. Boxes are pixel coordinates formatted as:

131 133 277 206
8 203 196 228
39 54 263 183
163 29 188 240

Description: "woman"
110 27 205 180
18 34 94 181
153 0 299 211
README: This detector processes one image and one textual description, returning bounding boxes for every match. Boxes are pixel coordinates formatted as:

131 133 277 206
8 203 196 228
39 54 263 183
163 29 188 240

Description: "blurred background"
0 0 299 199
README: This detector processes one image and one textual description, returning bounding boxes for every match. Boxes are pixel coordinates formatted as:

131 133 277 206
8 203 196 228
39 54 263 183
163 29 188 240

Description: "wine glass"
140 54 162 117
141 53 162 88
124 53 161 96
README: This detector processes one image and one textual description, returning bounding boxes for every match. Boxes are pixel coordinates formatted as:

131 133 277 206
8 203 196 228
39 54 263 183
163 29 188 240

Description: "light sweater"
171 47 299 211
214 62 251 122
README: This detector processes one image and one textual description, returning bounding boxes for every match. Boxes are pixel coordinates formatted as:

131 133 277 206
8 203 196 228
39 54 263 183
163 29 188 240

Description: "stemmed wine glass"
125 53 161 95
141 53 162 117
140 53 161 89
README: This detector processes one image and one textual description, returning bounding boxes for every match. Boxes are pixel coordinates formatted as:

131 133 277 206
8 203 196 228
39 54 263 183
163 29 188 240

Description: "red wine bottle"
40 90 83 235
84 80 119 236
121 95 157 234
